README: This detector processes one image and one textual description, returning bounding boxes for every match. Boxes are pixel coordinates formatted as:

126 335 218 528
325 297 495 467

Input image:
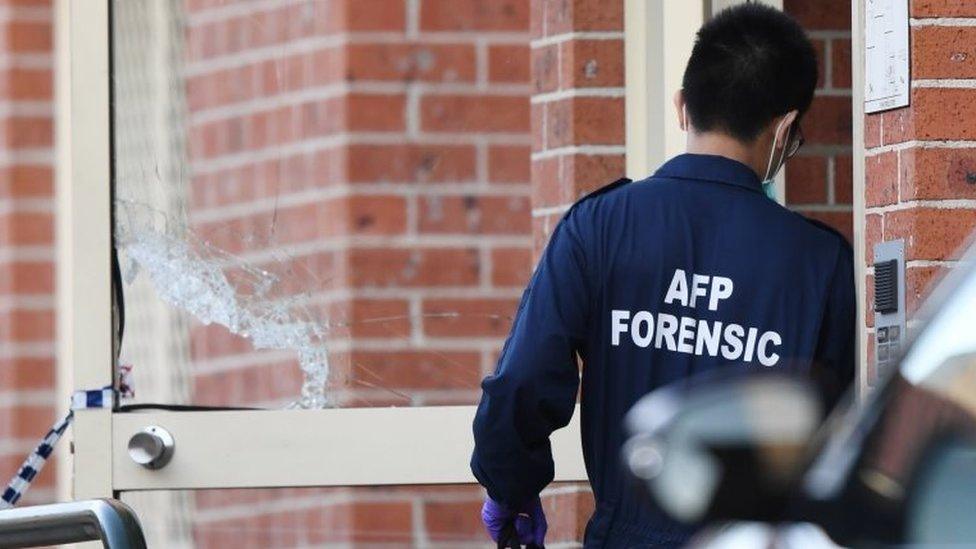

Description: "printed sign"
865 0 910 113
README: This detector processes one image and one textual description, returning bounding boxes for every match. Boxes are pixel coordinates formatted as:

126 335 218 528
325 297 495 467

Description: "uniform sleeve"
470 213 589 507
812 241 856 412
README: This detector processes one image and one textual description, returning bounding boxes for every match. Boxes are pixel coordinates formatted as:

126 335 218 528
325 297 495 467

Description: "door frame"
624 0 785 201
625 0 866 397
55 0 587 499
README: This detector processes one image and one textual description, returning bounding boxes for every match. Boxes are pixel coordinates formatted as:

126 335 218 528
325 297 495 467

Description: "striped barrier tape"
0 387 115 510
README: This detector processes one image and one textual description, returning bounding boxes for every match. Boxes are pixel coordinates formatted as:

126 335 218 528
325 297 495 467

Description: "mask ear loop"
763 116 792 181
682 105 689 131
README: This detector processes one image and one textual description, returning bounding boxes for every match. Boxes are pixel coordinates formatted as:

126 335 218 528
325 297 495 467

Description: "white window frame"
56 0 586 499
624 0 785 201
851 0 867 400
625 0 866 397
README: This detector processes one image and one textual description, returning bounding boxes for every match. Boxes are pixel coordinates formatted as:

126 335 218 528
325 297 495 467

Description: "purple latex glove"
481 496 547 547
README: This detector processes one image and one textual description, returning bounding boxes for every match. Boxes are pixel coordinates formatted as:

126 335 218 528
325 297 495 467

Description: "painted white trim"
624 0 704 179
112 407 586 490
56 0 114 505
68 0 581 503
851 0 868 400
624 0 786 200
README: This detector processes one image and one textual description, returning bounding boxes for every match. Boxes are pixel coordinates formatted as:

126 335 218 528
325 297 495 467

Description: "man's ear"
775 109 799 147
674 90 688 131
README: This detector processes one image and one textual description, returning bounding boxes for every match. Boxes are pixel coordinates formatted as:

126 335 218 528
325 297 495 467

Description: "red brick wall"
529 0 624 539
183 0 533 545
526 0 853 541
0 0 858 545
0 0 56 506
529 0 625 252
863 0 976 383
185 0 533 409
784 0 854 242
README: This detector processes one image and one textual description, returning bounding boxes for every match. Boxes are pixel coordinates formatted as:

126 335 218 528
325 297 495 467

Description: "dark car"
623 246 976 548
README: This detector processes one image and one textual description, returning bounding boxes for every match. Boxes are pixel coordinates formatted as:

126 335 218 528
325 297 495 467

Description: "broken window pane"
111 0 532 410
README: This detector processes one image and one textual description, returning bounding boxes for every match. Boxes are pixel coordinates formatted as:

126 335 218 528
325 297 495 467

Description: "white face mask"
761 116 792 201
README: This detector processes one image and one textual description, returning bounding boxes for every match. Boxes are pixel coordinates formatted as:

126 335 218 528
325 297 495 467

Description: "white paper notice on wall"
865 0 910 113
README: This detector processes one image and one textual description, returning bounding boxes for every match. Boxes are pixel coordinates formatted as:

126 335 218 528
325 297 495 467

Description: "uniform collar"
653 153 764 194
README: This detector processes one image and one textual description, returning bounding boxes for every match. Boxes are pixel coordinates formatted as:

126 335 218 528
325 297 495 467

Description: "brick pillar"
530 0 626 253
0 0 57 506
184 0 534 545
529 0 624 542
784 0 854 241
863 0 976 383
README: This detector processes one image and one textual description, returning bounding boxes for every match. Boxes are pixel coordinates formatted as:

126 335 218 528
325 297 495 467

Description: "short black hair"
682 3 818 143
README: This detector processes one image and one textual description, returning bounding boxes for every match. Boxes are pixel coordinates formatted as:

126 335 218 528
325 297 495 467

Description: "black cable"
117 403 262 412
111 244 125 345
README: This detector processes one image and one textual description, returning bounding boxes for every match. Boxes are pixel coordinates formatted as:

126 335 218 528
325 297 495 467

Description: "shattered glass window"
112 0 532 411
112 1 533 541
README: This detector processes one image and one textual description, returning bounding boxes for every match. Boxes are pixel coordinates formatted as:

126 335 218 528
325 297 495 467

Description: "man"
471 4 854 548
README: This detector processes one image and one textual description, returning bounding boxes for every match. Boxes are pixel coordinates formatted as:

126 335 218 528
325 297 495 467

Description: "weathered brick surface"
0 0 57 513
912 26 976 79
785 156 829 204
784 0 851 30
912 0 976 17
783 0 853 243
528 0 624 540
863 1 976 378
899 147 976 200
178 0 534 544
884 207 976 261
865 151 899 207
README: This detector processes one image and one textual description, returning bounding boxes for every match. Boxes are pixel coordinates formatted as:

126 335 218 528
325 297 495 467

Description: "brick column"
784 0 854 241
529 0 624 541
183 0 535 545
863 0 976 383
0 0 56 506
530 0 626 253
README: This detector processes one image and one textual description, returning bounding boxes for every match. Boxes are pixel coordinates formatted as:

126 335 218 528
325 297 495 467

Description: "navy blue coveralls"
471 154 855 547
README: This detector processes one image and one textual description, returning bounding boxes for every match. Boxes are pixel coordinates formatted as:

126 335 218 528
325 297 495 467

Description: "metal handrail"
0 499 147 548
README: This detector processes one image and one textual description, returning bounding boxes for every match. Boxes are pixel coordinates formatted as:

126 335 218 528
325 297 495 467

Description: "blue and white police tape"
0 386 114 510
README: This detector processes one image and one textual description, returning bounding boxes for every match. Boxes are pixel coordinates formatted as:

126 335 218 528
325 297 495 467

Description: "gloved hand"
481 496 547 547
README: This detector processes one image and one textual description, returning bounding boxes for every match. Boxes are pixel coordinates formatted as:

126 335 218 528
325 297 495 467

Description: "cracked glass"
111 0 532 411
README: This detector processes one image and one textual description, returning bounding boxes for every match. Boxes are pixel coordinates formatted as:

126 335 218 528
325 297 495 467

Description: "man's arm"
471 212 589 508
812 241 856 412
